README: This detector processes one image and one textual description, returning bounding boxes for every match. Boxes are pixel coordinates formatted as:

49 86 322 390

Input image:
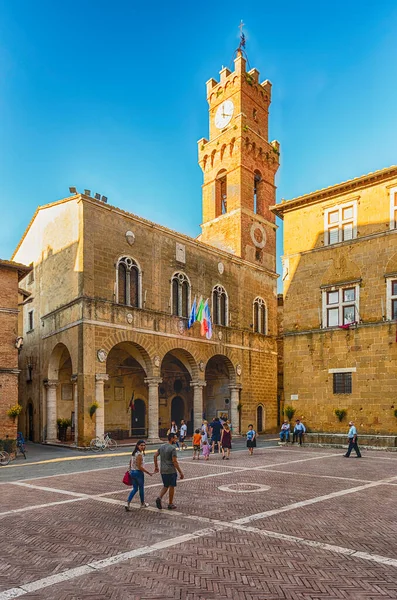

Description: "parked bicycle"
90 432 117 452
0 450 10 466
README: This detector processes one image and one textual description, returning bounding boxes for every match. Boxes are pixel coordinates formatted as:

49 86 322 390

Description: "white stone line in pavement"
234 474 397 524
257 468 372 484
2 491 397 600
0 524 225 600
0 498 86 518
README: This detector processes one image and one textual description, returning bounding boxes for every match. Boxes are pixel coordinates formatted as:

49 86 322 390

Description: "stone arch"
47 342 74 380
101 331 154 377
211 149 217 167
220 144 227 161
256 404 265 433
204 352 237 384
158 345 199 380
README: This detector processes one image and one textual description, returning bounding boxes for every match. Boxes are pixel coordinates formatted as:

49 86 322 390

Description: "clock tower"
198 49 279 271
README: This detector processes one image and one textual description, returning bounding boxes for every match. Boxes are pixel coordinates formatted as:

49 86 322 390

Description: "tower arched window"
215 170 227 217
116 256 141 307
171 272 190 318
253 297 267 334
212 284 228 326
254 171 262 215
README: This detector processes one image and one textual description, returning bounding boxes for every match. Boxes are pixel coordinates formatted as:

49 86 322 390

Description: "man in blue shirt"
209 417 223 454
292 419 306 445
344 421 361 458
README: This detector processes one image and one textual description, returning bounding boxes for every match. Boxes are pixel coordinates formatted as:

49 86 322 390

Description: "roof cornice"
270 165 397 219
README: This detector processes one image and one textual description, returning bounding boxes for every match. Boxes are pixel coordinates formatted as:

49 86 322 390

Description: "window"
385 278 397 320
253 297 267 334
27 310 34 332
253 172 261 214
171 272 190 317
389 186 397 230
333 372 352 394
215 170 227 217
324 202 357 245
322 286 359 328
212 284 228 326
27 263 34 285
116 256 141 307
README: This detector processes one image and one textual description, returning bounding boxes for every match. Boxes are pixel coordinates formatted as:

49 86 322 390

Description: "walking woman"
125 440 153 511
220 422 232 460
168 420 180 450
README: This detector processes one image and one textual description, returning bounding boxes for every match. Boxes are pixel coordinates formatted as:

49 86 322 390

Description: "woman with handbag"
125 440 153 511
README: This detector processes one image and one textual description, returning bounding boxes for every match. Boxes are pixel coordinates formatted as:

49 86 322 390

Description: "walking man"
344 421 362 458
154 432 184 510
179 419 188 450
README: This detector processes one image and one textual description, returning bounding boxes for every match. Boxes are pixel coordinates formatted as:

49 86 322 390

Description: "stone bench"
304 432 397 449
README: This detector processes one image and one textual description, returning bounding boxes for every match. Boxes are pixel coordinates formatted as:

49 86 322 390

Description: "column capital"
95 373 109 383
71 374 78 384
190 380 207 389
44 379 59 388
229 383 242 391
144 377 162 387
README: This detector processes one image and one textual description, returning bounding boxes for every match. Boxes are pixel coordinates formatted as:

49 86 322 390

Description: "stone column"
45 380 59 442
71 374 78 446
95 373 109 438
229 384 242 435
190 381 206 431
144 377 162 443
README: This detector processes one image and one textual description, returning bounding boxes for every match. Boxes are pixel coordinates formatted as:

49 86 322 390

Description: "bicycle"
16 432 27 460
90 432 117 452
0 451 10 466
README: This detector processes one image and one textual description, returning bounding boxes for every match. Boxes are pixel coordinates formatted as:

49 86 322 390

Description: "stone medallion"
154 355 160 368
126 231 135 246
218 483 270 493
199 360 205 372
236 364 242 376
177 320 185 334
250 223 266 249
218 261 224 275
97 349 108 363
126 313 133 324
218 330 223 341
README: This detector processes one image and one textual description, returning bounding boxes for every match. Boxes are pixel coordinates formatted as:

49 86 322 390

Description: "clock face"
214 100 234 129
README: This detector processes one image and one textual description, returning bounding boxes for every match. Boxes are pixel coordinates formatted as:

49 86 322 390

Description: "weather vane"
239 20 246 49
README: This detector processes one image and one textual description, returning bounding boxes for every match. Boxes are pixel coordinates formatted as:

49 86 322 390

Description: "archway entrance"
47 343 74 442
106 343 148 439
204 355 234 423
257 405 264 433
131 398 146 437
28 402 34 441
171 396 185 425
160 350 194 436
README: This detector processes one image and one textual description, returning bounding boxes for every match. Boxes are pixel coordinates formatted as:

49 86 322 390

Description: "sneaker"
343 454 349 458
125 505 130 512
167 504 177 510
140 502 149 508
155 497 162 510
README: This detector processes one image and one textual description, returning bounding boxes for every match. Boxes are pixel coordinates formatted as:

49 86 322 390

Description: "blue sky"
1 1 397 286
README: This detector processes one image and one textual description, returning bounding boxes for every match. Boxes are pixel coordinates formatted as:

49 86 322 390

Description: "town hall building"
13 49 280 445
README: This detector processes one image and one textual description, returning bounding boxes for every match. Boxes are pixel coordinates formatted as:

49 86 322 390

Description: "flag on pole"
196 296 204 323
128 391 135 413
204 300 213 340
188 296 197 329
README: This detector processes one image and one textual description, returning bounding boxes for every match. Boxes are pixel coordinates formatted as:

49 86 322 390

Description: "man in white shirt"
279 421 290 444
344 421 362 458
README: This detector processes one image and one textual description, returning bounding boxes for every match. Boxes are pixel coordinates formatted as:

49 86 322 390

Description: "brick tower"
198 49 280 271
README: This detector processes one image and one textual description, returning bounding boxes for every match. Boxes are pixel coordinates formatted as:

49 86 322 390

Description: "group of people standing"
125 418 259 511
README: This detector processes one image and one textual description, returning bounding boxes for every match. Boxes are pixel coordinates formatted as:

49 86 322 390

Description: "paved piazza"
1 445 397 599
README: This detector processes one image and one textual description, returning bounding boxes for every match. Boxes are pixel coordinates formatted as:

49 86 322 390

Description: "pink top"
202 444 210 456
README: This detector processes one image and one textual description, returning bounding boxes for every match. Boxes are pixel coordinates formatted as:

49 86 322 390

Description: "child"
202 440 210 461
246 424 256 455
192 428 201 460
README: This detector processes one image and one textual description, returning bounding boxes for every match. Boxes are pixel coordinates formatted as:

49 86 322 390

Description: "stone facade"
272 166 397 434
13 51 279 445
0 259 31 440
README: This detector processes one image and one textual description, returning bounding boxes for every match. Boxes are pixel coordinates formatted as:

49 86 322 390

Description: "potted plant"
7 404 23 421
335 408 347 422
89 401 99 419
284 405 295 421
57 418 72 442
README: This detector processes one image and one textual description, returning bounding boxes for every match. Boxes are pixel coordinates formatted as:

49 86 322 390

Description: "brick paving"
1 446 396 599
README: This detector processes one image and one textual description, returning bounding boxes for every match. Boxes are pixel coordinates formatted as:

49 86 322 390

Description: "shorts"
211 435 221 443
179 435 186 443
193 444 201 451
247 439 256 448
161 473 177 488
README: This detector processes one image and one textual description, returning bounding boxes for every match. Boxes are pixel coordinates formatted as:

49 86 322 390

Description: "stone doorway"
131 398 146 438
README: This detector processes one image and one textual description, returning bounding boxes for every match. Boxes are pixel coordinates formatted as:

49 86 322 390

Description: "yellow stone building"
272 165 397 434
13 49 280 445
